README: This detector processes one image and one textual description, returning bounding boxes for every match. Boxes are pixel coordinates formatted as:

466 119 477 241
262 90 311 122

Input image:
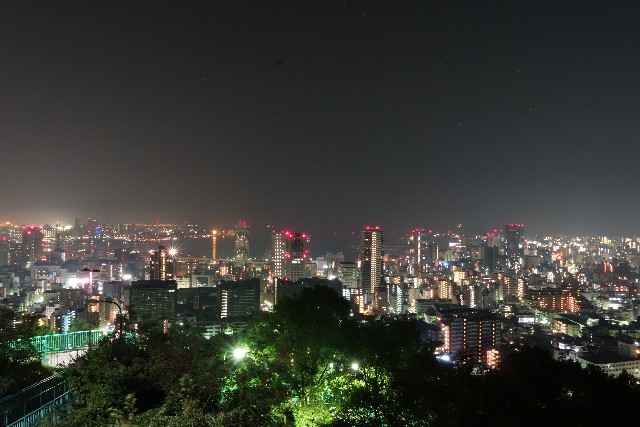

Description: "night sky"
2 1 640 252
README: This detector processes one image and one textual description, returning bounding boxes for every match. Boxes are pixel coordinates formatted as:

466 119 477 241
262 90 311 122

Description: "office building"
219 278 260 318
271 231 310 281
129 280 177 323
338 261 358 289
176 286 220 321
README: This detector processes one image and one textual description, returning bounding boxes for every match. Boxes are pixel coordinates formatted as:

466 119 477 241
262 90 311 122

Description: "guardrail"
0 374 70 427
32 330 112 355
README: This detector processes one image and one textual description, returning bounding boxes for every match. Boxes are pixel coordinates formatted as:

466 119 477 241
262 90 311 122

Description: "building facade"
129 279 177 323
360 227 384 298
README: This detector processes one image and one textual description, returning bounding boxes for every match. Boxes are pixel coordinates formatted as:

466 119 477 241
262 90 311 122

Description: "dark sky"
2 1 640 253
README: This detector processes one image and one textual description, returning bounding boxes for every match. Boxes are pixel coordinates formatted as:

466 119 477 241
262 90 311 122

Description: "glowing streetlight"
233 348 248 361
351 362 359 372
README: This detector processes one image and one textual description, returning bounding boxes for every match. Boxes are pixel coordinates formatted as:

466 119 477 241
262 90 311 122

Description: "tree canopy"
44 288 640 426
0 307 50 397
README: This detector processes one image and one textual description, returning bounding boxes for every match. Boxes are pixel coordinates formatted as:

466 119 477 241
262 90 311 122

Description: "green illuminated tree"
0 307 47 397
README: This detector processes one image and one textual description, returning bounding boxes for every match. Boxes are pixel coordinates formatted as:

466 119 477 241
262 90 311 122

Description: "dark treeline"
45 287 639 426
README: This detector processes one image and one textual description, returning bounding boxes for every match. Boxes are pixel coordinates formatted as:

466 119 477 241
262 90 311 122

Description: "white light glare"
233 348 248 361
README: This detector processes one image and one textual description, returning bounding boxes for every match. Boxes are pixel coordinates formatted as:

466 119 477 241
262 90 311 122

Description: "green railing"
0 374 70 427
31 330 112 355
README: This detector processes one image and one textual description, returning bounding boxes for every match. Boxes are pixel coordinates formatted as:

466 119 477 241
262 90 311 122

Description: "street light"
224 347 249 361
232 348 248 361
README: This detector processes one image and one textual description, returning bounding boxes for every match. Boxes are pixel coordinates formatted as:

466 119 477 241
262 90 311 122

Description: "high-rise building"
150 246 173 280
360 226 384 297
408 229 429 273
129 279 177 323
234 221 250 262
286 232 308 280
481 245 497 271
20 226 44 266
271 231 310 281
271 231 286 278
429 241 439 264
504 224 524 257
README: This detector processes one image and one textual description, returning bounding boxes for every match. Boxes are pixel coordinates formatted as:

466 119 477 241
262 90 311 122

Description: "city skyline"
3 215 640 263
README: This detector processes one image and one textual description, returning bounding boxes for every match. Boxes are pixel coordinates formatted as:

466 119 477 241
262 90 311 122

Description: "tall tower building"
360 226 384 296
271 231 286 278
150 246 173 280
504 224 524 257
408 228 429 274
234 220 250 262
21 226 44 266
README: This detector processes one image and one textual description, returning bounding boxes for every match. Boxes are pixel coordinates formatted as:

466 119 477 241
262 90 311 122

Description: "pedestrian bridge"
32 329 113 368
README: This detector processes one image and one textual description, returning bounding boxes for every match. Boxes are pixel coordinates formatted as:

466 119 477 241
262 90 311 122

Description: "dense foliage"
48 288 640 426
0 307 51 397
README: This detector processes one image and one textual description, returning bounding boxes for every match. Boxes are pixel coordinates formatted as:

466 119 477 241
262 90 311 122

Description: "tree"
69 318 99 332
0 307 48 397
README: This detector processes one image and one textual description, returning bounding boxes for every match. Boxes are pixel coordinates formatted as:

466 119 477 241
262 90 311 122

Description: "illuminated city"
2 1 640 426
2 216 640 424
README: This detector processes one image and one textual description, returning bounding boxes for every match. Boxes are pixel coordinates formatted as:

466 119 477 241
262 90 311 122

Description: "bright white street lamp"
233 348 248 361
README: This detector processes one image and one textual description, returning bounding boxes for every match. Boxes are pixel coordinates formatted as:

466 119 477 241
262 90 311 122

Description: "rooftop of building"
578 351 637 365
130 279 177 289
437 307 498 321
